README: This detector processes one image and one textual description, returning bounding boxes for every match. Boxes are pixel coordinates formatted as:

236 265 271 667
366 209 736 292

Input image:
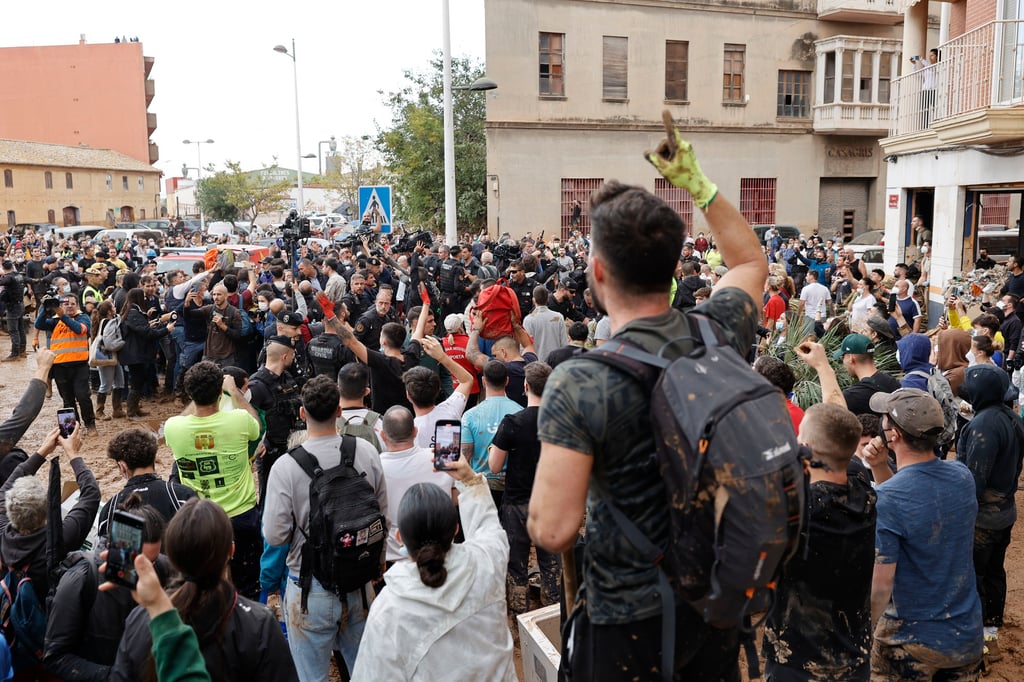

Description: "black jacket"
43 553 174 681
957 364 1024 529
0 454 100 603
109 591 298 682
119 305 169 365
96 473 196 538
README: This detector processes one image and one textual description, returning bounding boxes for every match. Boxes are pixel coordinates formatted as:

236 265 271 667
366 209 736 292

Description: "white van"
206 221 253 243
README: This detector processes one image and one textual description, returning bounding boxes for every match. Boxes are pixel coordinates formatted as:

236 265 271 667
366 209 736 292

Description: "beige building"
0 139 162 229
484 0 920 239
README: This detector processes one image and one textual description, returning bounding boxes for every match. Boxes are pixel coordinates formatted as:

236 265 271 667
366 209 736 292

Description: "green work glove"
645 110 718 209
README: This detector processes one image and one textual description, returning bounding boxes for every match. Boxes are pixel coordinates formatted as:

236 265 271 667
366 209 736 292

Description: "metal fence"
889 20 1024 137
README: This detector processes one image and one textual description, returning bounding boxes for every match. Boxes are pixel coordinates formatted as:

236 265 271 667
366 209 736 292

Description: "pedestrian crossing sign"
358 185 392 234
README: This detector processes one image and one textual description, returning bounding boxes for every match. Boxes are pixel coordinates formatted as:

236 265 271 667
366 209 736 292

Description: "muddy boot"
508 584 529 616
127 393 149 419
111 393 127 419
95 393 108 421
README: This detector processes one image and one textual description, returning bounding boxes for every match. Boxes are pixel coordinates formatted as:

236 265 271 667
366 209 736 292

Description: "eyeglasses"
508 270 520 274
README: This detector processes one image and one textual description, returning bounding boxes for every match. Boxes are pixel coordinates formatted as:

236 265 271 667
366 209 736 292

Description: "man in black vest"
248 336 303 509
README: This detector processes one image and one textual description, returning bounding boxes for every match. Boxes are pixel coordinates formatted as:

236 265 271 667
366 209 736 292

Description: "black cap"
261 257 273 264
267 334 294 348
44 256 58 265
278 311 304 327
95 248 109 258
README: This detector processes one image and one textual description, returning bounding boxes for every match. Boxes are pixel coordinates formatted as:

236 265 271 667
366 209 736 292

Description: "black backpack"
587 313 806 680
289 436 386 612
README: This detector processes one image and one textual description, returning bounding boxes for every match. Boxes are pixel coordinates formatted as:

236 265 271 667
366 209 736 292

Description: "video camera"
41 286 60 314
336 224 380 252
493 241 521 264
394 230 433 253
281 209 311 243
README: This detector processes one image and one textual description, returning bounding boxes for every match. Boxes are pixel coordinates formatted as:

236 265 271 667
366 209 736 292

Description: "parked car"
861 246 884 265
752 224 802 243
978 229 1020 261
846 229 885 258
206 221 253 243
12 223 59 239
136 219 172 231
95 229 165 245
53 225 105 242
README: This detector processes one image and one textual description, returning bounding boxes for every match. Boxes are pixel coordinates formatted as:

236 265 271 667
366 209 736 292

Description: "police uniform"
248 365 303 506
438 256 467 318
343 291 373 322
510 278 535 316
354 309 389 351
305 332 356 380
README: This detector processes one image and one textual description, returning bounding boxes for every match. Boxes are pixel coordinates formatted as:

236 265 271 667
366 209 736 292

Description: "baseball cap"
278 311 304 327
869 388 944 438
267 335 294 349
866 316 896 341
44 256 58 265
95 248 109 258
444 313 466 334
833 333 874 359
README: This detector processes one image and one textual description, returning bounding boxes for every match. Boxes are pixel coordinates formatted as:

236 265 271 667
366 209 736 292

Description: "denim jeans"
176 337 205 390
283 576 367 681
96 352 124 393
6 308 25 355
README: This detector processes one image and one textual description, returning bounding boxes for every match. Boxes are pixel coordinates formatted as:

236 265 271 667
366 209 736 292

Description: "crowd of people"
0 118 1018 681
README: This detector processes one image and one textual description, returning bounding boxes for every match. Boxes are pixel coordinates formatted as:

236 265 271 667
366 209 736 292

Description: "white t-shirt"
799 282 831 319
414 391 468 451
378 445 455 561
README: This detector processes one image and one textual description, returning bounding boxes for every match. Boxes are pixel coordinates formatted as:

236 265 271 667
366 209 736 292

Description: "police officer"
342 272 373 321
438 245 468 318
259 311 310 388
0 260 26 360
81 263 108 308
507 260 535 316
248 335 303 508
354 288 396 351
305 305 356 379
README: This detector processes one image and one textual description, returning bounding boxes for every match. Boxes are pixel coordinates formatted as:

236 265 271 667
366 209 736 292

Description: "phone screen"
57 409 76 438
888 293 897 312
106 511 145 589
433 421 461 471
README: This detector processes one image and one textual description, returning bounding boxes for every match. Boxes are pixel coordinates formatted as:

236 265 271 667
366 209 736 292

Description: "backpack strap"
288 445 321 480
603 502 674 682
288 445 320 613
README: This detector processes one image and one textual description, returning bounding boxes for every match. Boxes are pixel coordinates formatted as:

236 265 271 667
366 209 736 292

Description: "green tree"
314 135 386 215
376 53 487 231
196 162 293 224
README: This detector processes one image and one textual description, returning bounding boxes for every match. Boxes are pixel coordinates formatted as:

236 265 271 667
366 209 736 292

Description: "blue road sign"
358 185 392 234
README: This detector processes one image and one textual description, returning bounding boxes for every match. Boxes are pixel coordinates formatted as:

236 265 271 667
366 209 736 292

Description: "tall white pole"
442 0 457 246
290 38 305 216
197 143 205 232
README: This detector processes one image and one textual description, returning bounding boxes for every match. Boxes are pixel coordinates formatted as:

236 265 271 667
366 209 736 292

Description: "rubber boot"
95 393 108 421
127 392 149 419
111 393 127 419
508 585 529 616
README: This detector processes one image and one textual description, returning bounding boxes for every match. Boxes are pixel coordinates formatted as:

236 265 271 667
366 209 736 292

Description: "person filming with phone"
35 294 98 435
352 453 515 680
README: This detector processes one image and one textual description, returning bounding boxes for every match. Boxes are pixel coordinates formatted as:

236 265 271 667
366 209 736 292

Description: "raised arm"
317 293 368 364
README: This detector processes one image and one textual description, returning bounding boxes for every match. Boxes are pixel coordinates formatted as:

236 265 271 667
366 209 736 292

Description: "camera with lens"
395 230 433 253
493 241 521 264
281 209 311 243
41 286 60 314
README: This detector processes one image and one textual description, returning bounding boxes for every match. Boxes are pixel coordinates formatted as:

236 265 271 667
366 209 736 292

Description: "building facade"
0 139 162 228
484 0 919 239
0 37 158 166
881 0 1024 321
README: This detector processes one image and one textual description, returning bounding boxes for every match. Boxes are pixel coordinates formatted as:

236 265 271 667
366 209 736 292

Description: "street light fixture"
442 0 498 246
183 138 214 231
274 39 306 217
318 135 337 176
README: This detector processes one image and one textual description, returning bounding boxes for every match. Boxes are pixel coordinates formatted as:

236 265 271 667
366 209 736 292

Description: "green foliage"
196 161 292 224
376 53 487 231
314 136 386 213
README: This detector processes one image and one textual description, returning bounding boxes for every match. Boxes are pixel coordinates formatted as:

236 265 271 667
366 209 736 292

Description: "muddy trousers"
52 361 96 428
973 524 1013 627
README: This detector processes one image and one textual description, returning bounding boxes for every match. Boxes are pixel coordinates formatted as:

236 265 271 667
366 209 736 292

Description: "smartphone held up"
105 510 146 589
57 408 76 438
433 420 461 471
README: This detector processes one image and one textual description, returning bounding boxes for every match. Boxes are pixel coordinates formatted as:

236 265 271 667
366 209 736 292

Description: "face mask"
274 281 285 290
62 285 71 293
258 301 269 312
243 389 252 402
921 246 929 254
996 301 1005 310
775 319 785 332
966 351 977 365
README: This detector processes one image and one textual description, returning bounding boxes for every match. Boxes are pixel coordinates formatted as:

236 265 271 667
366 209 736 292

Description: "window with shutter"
603 36 628 100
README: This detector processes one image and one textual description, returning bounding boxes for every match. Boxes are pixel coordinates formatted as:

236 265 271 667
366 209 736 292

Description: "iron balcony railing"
888 19 1024 137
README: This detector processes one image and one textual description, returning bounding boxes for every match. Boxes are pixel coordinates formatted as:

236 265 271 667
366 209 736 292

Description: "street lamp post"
183 139 213 231
274 40 306 217
442 0 497 246
318 135 337 176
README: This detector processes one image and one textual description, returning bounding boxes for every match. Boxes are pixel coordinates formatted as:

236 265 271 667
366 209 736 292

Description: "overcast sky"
2 0 485 181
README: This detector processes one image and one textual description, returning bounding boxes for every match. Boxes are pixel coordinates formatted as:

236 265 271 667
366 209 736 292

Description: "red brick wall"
965 0 997 33
950 1 967 39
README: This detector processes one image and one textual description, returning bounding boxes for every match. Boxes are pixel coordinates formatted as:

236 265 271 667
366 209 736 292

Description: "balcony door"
999 0 1024 102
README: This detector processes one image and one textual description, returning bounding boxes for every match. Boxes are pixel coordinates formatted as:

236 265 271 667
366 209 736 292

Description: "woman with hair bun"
109 498 296 682
352 454 515 680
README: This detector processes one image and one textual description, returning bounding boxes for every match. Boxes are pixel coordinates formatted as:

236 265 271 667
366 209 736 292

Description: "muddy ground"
5 348 1024 681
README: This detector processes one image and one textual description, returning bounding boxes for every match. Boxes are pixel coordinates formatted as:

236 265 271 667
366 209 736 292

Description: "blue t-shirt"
875 458 983 661
461 396 522 481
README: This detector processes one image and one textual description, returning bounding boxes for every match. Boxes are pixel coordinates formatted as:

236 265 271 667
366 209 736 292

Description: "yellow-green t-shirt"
164 410 261 517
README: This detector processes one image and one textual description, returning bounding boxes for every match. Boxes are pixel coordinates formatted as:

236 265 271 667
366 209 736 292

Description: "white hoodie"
352 474 515 681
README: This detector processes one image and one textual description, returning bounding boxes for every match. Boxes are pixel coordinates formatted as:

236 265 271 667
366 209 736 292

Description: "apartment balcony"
818 0 901 24
149 141 159 165
147 112 157 136
812 36 902 135
143 56 154 79
814 102 891 134
883 19 1024 154
145 78 155 106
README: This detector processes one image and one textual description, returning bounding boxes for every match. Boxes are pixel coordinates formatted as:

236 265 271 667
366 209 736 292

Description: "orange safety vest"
51 318 90 364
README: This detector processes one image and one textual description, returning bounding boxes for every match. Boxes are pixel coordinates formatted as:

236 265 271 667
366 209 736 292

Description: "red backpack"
475 279 522 340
